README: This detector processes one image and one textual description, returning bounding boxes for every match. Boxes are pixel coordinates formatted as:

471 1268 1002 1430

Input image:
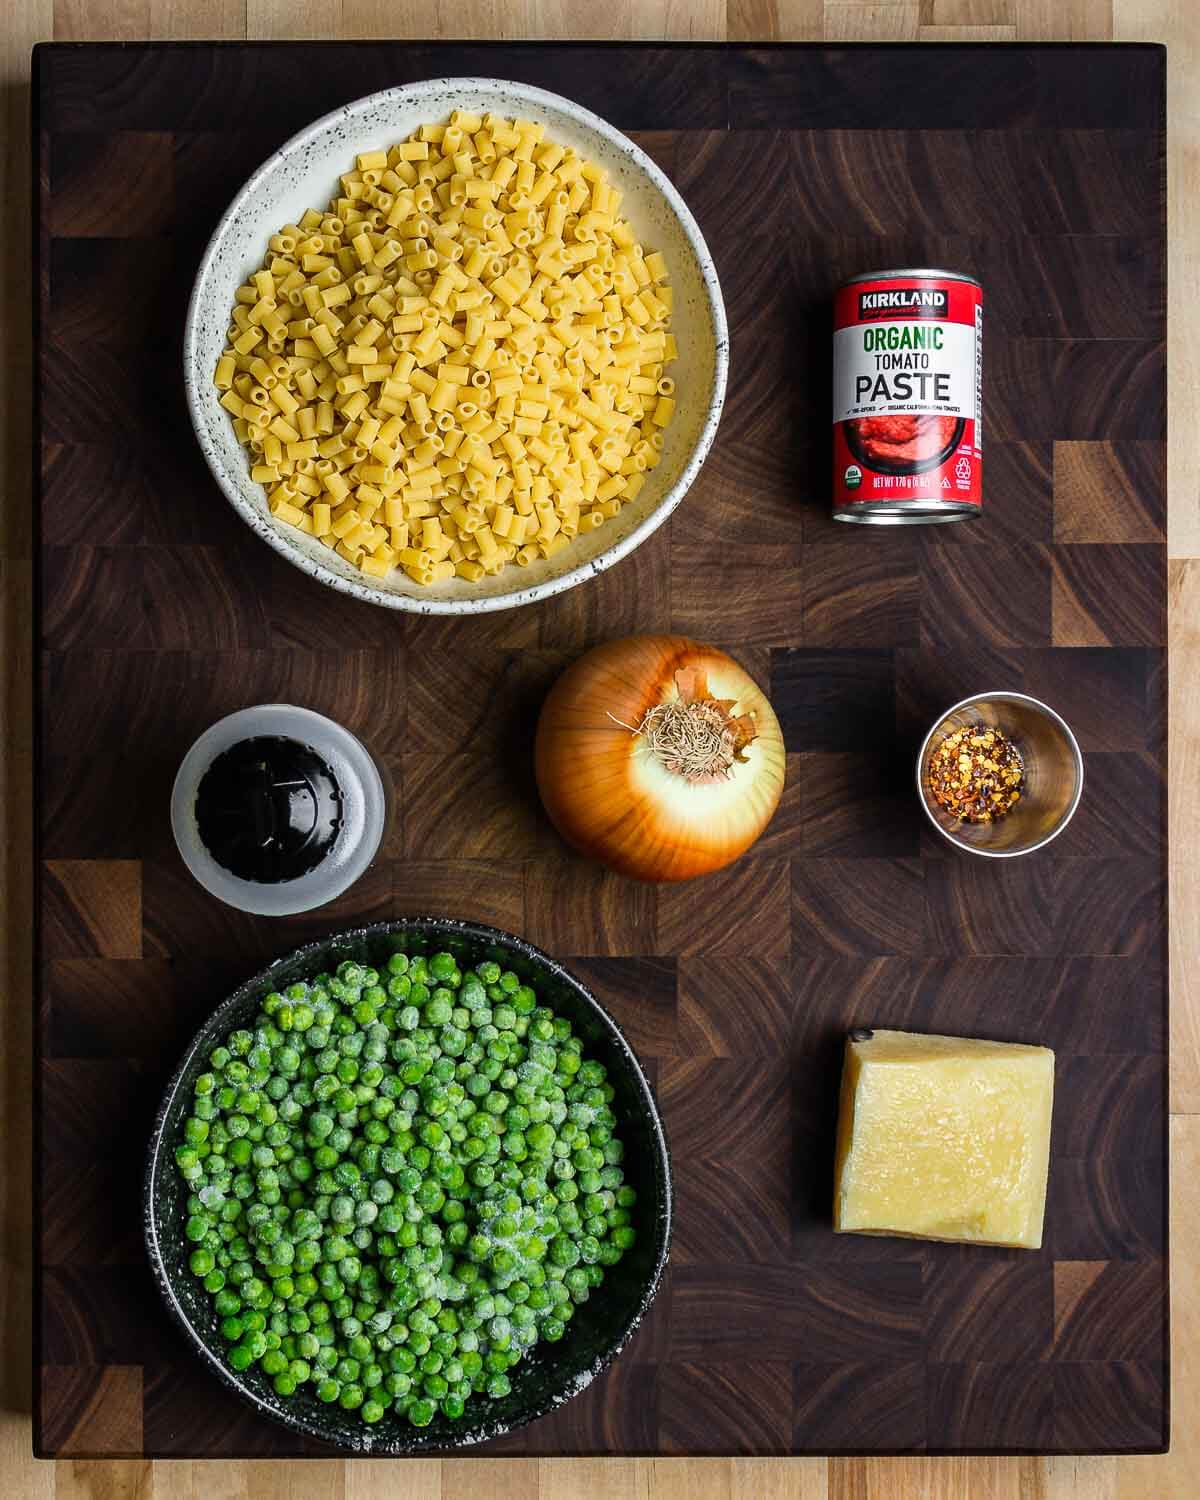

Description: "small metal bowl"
144 918 672 1453
916 691 1084 857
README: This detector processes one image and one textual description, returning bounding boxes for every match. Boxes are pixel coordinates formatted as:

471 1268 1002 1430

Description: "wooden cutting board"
34 40 1167 1458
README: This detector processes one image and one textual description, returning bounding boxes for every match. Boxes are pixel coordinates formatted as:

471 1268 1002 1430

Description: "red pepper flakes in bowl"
926 724 1024 825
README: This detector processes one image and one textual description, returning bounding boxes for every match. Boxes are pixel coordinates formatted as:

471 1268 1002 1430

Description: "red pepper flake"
927 723 1024 825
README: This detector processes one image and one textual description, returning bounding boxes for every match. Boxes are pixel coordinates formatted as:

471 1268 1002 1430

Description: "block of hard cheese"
833 1028 1054 1249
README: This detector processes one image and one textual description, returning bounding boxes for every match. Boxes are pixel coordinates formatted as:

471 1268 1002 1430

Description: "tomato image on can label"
833 270 982 525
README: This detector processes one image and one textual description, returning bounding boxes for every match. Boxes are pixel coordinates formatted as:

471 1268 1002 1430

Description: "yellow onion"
534 635 786 883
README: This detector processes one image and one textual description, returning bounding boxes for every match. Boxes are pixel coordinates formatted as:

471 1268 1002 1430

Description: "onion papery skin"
534 635 786 883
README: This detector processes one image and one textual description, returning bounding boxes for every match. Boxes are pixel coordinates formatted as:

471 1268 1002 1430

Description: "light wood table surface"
3 4 1196 1497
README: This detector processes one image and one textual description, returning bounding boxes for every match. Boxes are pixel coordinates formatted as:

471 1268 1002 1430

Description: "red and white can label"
833 273 982 517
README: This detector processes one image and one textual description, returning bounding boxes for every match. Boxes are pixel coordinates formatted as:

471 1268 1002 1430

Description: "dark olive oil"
195 736 344 884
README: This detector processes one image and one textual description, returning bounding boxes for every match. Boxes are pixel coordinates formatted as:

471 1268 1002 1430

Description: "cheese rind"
833 1028 1054 1249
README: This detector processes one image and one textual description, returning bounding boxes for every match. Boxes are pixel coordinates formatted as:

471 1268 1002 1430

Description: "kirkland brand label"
857 287 947 318
832 273 983 522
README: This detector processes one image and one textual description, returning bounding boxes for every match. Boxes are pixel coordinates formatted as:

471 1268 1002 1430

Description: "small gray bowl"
144 918 672 1453
917 691 1084 857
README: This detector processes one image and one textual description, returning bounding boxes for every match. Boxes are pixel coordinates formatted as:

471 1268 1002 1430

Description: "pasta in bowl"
185 79 727 614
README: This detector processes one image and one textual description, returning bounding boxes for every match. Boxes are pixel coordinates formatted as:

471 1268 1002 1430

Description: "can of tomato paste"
833 269 982 524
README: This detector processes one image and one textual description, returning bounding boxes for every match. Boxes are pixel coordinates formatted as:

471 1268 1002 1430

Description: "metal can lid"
834 502 981 527
839 267 982 291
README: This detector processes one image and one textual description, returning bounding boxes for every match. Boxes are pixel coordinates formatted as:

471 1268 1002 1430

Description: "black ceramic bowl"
144 918 672 1453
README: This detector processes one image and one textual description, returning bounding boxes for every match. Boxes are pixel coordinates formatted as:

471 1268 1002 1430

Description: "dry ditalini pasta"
213 112 678 585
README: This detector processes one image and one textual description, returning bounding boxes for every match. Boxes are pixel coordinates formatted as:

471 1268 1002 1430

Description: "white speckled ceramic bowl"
185 78 727 615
